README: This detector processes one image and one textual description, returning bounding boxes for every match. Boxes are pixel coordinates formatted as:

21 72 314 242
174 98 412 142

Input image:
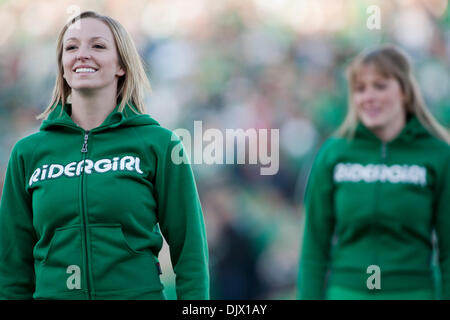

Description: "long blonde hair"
38 11 151 120
336 45 450 144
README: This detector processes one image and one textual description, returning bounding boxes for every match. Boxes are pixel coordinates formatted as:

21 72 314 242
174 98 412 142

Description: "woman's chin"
361 117 385 131
71 86 102 95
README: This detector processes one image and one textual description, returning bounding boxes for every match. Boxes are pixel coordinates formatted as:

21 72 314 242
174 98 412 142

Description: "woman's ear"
116 66 125 77
402 86 410 105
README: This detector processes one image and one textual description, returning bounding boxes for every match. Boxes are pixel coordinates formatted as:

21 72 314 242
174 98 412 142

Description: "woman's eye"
374 82 387 90
93 44 105 49
354 85 365 92
65 46 76 51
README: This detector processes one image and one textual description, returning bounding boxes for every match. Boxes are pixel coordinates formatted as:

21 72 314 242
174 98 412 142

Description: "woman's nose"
76 46 91 60
361 88 377 102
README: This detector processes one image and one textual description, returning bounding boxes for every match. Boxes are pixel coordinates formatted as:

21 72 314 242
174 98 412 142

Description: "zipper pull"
81 131 90 153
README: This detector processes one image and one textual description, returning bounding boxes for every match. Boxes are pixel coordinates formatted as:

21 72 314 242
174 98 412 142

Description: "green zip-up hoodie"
298 116 450 299
0 103 209 300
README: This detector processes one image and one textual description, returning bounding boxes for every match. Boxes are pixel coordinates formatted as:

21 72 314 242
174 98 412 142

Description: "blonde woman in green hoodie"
0 11 209 300
298 45 450 300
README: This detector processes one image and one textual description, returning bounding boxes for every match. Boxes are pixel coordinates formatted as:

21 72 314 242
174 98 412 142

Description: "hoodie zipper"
80 130 93 299
372 142 388 274
381 143 387 160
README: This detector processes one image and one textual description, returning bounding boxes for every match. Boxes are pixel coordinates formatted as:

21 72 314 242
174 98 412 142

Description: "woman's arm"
0 143 36 299
434 151 450 300
298 140 336 300
154 134 209 300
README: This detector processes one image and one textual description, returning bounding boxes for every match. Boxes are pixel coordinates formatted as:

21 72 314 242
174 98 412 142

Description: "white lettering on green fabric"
334 163 427 186
29 156 144 187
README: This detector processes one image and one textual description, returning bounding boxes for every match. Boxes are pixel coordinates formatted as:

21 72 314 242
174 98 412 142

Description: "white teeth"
75 68 96 73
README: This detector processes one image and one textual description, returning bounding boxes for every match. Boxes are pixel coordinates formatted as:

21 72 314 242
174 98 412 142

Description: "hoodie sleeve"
154 133 209 300
434 151 450 300
298 139 336 300
0 142 36 299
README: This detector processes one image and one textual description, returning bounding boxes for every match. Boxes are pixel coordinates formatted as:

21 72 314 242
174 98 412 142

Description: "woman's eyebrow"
90 36 110 42
64 36 110 43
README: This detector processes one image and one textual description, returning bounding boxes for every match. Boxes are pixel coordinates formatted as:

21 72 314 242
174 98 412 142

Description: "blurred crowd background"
1 0 449 299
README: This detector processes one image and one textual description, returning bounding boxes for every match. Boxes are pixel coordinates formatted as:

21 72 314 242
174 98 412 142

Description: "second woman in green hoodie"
0 11 209 300
298 45 450 300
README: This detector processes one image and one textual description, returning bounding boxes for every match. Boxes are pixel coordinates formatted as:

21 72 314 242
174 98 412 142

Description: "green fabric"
298 116 450 300
0 103 209 300
326 285 435 300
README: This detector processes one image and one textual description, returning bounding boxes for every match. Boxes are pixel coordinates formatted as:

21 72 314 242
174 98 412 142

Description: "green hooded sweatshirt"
0 103 209 300
298 116 450 299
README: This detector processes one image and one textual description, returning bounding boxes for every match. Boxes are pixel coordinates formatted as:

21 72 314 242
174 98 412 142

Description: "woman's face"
352 63 406 134
62 17 125 92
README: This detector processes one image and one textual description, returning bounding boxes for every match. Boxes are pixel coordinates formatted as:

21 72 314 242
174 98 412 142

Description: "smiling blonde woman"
0 11 209 300
298 45 450 300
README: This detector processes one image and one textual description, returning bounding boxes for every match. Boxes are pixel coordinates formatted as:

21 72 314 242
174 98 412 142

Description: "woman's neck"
371 114 407 143
70 88 117 131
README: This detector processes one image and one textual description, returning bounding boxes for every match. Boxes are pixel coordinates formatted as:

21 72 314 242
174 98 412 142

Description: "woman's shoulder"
310 136 350 169
425 135 450 166
424 133 450 153
132 119 179 140
129 118 186 153
316 135 352 156
9 130 48 158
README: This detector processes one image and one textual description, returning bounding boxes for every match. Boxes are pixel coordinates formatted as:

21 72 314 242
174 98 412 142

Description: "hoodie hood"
354 114 430 144
40 102 160 132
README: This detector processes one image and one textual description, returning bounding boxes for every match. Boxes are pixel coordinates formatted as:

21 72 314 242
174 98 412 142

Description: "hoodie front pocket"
89 224 163 293
35 225 85 296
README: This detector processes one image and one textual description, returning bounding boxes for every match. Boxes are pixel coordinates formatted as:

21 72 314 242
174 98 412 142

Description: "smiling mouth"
362 105 382 116
74 67 98 73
